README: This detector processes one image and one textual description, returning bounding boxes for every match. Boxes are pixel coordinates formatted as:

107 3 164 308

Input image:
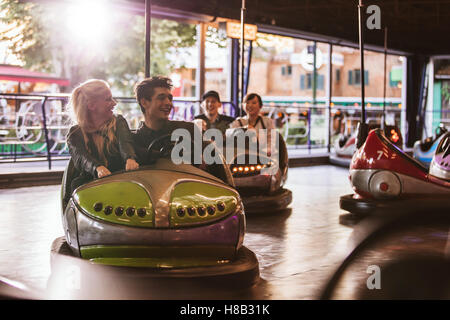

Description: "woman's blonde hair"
68 79 117 166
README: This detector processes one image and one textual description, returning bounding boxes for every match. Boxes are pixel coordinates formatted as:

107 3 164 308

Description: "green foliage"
0 0 196 95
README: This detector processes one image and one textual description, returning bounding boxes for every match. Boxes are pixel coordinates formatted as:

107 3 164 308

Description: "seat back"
61 158 79 212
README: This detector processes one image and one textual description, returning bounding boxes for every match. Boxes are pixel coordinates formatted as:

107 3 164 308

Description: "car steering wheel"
146 134 177 162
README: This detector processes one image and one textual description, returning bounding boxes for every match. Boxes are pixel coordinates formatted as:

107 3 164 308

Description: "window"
336 69 340 83
300 73 324 90
317 74 324 90
307 73 312 89
282 65 292 76
349 69 369 86
389 67 402 87
354 69 361 85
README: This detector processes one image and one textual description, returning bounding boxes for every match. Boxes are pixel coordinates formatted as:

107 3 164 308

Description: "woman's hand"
126 158 139 171
96 166 111 178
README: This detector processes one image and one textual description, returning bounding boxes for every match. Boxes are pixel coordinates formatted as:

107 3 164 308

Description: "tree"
0 0 197 95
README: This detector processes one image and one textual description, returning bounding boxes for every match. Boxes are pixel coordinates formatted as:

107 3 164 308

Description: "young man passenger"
194 90 234 135
133 76 197 164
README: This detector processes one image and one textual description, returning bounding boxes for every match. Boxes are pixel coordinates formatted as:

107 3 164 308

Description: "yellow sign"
226 22 257 41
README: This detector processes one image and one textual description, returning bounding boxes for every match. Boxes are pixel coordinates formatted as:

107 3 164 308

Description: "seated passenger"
194 90 234 134
133 76 197 163
67 79 139 192
230 93 275 133
229 93 275 155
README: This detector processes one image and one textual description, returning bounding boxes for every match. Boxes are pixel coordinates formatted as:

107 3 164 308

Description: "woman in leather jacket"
66 79 139 193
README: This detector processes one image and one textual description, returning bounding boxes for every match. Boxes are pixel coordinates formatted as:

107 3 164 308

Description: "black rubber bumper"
340 193 450 216
242 188 293 214
48 237 260 299
329 154 351 168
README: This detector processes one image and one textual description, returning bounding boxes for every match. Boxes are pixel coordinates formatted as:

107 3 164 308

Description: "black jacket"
194 114 234 134
67 115 137 179
133 120 197 165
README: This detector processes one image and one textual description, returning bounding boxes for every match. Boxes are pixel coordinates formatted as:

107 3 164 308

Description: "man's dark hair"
244 93 263 108
134 76 173 113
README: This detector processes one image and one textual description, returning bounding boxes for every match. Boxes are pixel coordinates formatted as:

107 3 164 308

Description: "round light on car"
197 206 206 216
207 205 216 215
244 167 249 172
104 206 113 215
250 166 255 171
238 167 243 172
93 202 103 212
217 201 225 211
176 206 186 217
137 208 147 217
126 207 135 217
115 206 124 216
187 206 196 216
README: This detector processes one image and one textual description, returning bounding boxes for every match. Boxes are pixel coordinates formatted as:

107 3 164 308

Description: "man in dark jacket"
194 90 234 135
133 76 197 164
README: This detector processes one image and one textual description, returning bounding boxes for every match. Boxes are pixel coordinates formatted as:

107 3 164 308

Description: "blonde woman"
67 79 139 192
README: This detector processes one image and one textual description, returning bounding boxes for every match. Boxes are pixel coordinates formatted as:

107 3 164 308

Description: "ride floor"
0 165 357 299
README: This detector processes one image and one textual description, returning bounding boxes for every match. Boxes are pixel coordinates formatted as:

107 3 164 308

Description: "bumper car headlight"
74 182 154 227
169 182 239 227
231 162 274 177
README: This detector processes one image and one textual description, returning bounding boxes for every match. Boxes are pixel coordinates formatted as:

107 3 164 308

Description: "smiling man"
194 90 234 135
133 76 196 164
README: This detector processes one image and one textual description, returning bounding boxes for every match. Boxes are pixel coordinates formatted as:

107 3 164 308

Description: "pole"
145 0 152 78
240 0 246 116
244 40 253 98
327 43 333 153
382 27 387 131
196 23 206 102
356 0 368 148
312 41 317 106
40 97 52 170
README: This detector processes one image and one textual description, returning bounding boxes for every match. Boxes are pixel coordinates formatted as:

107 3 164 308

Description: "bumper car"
329 131 357 167
225 128 292 214
330 122 402 168
413 123 447 168
53 135 259 291
340 129 450 217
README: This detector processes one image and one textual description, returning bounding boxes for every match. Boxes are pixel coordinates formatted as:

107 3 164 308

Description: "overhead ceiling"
130 0 450 56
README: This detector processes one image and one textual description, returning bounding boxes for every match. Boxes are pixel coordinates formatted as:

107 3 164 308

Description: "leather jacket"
67 115 137 179
133 119 196 165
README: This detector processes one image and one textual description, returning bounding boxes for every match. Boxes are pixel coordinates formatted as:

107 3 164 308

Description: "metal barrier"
1 92 416 168
0 93 238 168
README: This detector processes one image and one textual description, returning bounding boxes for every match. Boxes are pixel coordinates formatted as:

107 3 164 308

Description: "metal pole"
244 40 253 98
312 41 317 106
145 0 151 78
40 97 52 170
359 1 365 123
382 27 387 130
356 0 368 148
196 23 206 102
327 43 333 153
240 0 246 116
